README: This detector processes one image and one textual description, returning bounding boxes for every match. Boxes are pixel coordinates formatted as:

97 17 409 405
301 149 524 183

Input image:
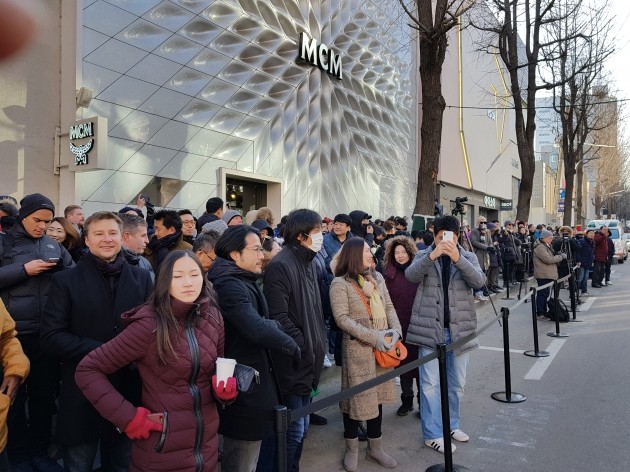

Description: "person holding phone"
405 215 486 455
330 237 401 472
75 250 232 472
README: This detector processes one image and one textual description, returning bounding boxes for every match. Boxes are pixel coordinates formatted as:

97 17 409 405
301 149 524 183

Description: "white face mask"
308 232 324 252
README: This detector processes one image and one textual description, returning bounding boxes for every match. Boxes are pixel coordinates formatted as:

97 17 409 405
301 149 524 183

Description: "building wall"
74 0 418 218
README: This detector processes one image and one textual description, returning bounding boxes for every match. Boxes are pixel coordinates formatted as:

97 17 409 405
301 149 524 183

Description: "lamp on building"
76 87 93 109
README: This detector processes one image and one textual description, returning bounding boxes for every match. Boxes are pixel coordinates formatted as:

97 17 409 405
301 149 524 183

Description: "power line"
416 97 629 111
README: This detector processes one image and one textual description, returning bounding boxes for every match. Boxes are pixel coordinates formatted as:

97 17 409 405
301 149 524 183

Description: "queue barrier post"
524 286 549 358
569 266 583 323
547 280 569 338
274 405 288 472
426 343 467 472
491 307 526 403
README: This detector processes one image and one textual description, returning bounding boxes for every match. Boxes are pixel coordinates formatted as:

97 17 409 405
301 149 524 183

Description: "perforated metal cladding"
80 0 417 217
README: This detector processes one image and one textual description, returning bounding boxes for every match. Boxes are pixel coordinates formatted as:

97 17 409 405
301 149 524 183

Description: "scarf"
148 231 183 267
392 260 411 272
358 275 388 330
86 250 124 276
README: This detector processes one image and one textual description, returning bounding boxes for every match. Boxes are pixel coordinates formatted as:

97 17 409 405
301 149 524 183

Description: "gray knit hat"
202 219 228 235
222 209 241 225
539 229 553 239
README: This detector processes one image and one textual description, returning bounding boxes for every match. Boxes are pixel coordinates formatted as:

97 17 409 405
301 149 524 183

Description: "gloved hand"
375 330 395 352
292 346 302 370
388 330 401 345
487 246 496 253
212 375 238 402
558 252 567 260
124 407 163 440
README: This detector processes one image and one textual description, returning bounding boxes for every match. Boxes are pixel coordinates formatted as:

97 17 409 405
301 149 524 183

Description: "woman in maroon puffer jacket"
383 236 420 417
76 250 227 472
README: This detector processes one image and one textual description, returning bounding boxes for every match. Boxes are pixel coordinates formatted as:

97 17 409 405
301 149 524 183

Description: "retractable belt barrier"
273 268 581 472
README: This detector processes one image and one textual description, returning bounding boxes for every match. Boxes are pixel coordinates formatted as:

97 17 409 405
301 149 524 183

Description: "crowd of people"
0 192 616 472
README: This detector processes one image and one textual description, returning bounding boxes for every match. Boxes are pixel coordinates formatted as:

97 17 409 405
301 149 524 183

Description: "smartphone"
46 258 60 263
146 413 164 424
442 231 453 242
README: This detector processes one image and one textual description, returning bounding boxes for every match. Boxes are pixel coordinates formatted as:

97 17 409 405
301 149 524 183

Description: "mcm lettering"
70 122 94 140
299 32 342 80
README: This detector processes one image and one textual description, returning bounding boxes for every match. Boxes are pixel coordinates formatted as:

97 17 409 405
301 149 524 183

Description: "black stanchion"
547 280 569 338
569 266 583 323
524 286 549 358
491 307 526 403
274 405 288 472
426 343 467 472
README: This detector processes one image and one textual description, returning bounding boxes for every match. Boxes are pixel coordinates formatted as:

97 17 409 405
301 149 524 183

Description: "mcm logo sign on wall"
298 32 343 80
67 116 108 172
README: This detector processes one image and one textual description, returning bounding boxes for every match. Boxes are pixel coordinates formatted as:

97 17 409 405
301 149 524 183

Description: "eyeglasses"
202 251 215 262
243 246 264 253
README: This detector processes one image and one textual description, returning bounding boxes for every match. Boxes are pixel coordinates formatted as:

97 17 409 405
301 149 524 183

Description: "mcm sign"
70 140 94 166
299 32 342 80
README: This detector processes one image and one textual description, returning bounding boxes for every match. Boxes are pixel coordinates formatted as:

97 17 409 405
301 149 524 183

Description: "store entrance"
226 178 267 214
479 208 499 223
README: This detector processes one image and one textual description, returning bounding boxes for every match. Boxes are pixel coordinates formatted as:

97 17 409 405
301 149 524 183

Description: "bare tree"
399 0 475 215
542 0 615 226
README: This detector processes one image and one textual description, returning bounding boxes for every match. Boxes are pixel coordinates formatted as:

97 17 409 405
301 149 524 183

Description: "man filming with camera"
533 230 566 320
551 226 581 303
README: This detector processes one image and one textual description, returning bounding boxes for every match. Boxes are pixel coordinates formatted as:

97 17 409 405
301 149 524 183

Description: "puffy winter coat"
0 224 74 335
469 227 491 270
263 243 326 396
208 257 298 441
75 297 224 472
330 272 401 420
593 232 609 262
405 246 485 355
533 240 563 280
575 237 595 269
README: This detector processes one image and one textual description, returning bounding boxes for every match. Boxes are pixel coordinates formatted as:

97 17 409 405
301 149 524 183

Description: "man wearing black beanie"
0 193 75 470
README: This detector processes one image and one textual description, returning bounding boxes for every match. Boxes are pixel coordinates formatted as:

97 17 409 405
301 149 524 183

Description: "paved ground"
300 265 630 471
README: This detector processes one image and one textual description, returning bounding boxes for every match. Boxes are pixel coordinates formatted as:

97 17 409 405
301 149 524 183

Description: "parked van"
586 219 628 263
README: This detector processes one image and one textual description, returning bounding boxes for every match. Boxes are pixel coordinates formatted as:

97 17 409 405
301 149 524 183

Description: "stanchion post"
569 266 583 322
524 286 549 358
426 344 466 472
491 307 526 403
547 280 569 338
274 405 288 472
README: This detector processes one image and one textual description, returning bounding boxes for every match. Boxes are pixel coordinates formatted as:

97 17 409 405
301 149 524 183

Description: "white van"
586 219 628 263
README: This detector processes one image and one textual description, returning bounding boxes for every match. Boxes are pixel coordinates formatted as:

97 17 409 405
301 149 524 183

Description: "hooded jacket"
0 223 74 335
207 257 298 440
348 211 375 245
263 243 326 396
76 296 223 472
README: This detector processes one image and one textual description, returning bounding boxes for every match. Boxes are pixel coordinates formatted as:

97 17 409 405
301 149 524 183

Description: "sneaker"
581 292 590 297
606 281 613 286
425 438 456 454
474 294 489 301
323 355 332 368
536 314 547 321
450 429 470 442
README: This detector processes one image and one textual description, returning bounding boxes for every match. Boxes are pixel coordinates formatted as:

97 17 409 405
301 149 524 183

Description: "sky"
607 0 630 126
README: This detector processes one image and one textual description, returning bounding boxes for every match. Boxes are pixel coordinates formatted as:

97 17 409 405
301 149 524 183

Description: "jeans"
419 330 469 440
578 267 590 293
62 432 130 472
283 394 310 472
222 438 262 472
535 278 553 315
7 334 58 462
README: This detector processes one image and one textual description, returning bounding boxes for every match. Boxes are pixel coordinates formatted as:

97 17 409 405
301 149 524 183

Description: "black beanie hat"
18 193 55 220
432 215 460 235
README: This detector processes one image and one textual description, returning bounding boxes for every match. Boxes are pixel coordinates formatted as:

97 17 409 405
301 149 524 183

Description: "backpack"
547 298 570 322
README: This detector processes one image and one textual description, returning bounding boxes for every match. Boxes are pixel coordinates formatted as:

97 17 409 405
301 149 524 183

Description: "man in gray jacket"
405 215 486 455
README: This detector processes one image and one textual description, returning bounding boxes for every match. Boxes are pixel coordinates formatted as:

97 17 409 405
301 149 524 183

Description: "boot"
396 395 414 416
366 436 397 468
343 437 359 472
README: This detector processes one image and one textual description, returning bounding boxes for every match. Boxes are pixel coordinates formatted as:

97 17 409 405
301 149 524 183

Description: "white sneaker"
323 355 332 368
425 438 456 454
474 294 489 301
450 429 470 442
581 292 590 297
606 281 613 286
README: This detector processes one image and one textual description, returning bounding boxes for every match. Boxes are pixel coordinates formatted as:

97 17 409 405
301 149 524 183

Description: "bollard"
524 287 549 358
491 307 526 403
547 280 569 338
426 344 466 472
274 405 288 472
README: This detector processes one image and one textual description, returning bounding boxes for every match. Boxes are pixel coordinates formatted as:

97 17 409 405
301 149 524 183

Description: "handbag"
350 282 407 368
234 363 259 394
374 341 408 368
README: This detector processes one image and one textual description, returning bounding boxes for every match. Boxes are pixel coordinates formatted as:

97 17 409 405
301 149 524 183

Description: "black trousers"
343 405 383 439
7 334 59 462
592 261 606 286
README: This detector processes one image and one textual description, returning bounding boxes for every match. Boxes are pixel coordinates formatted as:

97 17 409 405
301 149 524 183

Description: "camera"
452 196 468 216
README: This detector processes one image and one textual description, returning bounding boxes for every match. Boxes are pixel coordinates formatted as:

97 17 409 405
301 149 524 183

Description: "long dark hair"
334 237 368 279
50 216 81 251
151 250 214 364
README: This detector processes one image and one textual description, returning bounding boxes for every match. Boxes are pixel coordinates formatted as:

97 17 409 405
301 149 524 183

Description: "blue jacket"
575 237 595 268
323 231 352 270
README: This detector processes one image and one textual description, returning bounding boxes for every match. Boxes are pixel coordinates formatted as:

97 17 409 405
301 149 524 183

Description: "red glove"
124 407 163 440
212 375 238 402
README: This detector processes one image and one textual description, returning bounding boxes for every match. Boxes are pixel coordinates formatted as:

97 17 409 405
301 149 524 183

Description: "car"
586 219 628 263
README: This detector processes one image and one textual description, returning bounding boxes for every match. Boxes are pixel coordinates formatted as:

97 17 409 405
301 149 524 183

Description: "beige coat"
330 272 401 421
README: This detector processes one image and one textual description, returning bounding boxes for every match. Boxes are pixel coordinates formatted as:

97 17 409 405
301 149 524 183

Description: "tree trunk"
414 37 447 215
575 161 584 226
562 164 576 226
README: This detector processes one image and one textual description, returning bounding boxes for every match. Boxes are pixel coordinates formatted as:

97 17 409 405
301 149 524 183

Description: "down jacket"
533 240 563 280
75 296 224 472
405 246 486 355
330 272 401 420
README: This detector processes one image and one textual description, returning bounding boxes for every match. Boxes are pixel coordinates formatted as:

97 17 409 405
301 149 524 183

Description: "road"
300 264 630 471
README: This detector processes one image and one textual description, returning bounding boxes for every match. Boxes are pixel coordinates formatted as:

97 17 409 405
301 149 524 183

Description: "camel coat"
330 271 401 421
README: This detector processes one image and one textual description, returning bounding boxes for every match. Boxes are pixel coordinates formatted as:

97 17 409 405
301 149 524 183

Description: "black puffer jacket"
264 243 326 396
349 211 375 245
0 224 74 335
208 257 298 440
